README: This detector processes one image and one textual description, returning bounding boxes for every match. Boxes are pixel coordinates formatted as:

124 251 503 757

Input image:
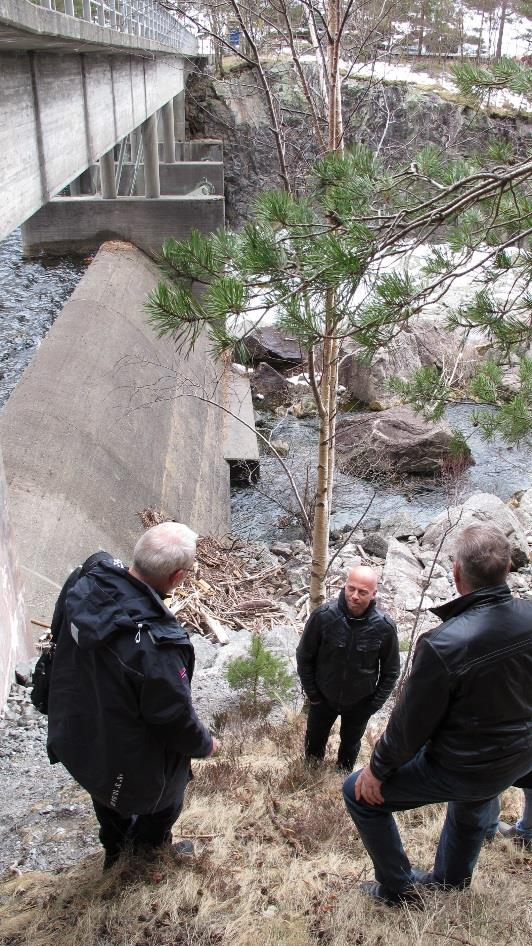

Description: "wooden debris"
137 508 303 639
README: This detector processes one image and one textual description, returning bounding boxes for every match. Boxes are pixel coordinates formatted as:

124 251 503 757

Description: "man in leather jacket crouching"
343 522 532 906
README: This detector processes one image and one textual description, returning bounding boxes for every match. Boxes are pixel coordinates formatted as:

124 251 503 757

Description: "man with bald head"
47 522 217 869
296 565 399 771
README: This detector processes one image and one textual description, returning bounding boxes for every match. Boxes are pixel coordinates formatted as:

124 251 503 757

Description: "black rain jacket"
371 584 532 787
47 552 212 816
296 591 400 710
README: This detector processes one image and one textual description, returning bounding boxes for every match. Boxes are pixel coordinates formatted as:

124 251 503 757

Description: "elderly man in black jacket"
296 565 399 772
343 522 532 906
47 521 218 869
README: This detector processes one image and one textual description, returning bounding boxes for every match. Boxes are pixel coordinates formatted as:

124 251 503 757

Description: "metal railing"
35 0 197 53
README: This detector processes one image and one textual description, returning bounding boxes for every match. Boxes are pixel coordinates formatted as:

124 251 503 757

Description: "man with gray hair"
343 522 532 906
47 522 218 870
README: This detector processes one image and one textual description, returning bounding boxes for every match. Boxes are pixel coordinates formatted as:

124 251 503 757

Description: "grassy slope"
0 711 530 946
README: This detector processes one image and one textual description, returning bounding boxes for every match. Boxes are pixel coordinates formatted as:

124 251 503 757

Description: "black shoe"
335 762 353 774
359 880 424 908
103 851 120 872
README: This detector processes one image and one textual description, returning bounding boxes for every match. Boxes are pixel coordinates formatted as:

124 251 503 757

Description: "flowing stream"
231 405 532 543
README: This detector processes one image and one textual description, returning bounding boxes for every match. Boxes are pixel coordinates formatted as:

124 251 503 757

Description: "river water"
231 405 532 544
1 229 531 543
0 230 87 408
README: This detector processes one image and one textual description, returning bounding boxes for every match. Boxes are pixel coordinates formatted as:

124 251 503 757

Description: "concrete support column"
130 127 141 162
79 167 96 195
141 114 160 199
173 91 186 142
161 101 176 164
100 149 117 199
69 177 81 196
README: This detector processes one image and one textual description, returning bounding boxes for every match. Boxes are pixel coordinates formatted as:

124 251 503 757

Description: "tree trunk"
417 1 426 58
495 0 508 60
309 337 333 609
308 1 344 610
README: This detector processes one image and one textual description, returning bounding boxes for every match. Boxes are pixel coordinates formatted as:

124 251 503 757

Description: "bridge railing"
35 0 196 52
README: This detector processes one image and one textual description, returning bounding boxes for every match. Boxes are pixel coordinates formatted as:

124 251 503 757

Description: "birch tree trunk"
308 0 344 609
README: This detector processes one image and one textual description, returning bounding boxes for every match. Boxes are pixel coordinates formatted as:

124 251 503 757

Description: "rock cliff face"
186 65 531 229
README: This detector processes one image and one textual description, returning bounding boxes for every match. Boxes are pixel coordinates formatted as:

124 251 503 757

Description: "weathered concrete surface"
1 47 189 239
0 0 197 55
0 241 231 626
224 368 260 465
0 447 31 708
21 195 225 256
118 162 224 197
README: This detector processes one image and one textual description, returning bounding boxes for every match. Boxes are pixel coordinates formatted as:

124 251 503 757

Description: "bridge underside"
1 47 189 240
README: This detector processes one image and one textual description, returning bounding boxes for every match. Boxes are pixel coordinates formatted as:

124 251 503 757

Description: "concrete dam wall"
0 241 236 628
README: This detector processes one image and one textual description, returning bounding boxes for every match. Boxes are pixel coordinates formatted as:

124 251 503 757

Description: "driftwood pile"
138 508 300 642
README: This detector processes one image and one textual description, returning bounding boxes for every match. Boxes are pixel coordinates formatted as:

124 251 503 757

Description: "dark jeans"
343 748 532 895
92 796 183 861
305 698 372 770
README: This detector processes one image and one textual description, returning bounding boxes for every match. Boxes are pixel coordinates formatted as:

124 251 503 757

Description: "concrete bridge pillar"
69 178 81 196
161 101 176 164
100 149 117 199
141 115 161 199
130 127 142 162
173 91 186 141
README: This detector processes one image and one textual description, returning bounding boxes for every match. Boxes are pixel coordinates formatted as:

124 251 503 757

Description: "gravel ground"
0 685 100 877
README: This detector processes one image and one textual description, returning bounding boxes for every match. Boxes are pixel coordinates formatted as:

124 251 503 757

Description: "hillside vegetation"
0 710 529 946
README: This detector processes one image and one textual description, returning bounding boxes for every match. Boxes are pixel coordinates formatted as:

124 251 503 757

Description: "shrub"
225 635 295 710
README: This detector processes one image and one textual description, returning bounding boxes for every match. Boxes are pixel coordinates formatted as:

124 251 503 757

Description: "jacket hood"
65 555 189 650
430 583 512 623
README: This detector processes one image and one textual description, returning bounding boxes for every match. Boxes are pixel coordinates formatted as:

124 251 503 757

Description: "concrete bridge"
0 1 258 707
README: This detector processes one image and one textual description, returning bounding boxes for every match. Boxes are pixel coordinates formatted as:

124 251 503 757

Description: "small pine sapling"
225 635 295 711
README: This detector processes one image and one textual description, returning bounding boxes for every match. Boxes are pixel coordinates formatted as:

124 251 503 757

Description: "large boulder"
338 321 479 409
251 362 292 407
246 326 304 367
336 406 473 475
338 330 421 409
421 492 530 571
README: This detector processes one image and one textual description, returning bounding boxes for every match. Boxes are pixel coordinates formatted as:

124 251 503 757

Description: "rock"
338 331 421 409
382 538 424 606
360 532 389 559
336 407 473 475
270 542 293 557
380 510 423 539
271 439 289 457
261 625 300 663
251 362 291 407
190 634 218 670
362 517 381 533
338 318 479 410
290 396 316 418
246 326 304 367
513 487 532 533
421 492 530 571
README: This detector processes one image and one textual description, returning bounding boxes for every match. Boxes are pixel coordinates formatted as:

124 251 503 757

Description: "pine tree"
225 635 295 708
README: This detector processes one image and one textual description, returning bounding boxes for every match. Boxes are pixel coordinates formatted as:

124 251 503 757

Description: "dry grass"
0 712 530 946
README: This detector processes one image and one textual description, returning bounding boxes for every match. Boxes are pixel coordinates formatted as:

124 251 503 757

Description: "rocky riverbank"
2 485 531 877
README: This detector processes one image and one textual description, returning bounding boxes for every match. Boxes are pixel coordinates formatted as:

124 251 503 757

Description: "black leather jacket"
371 584 532 785
296 591 399 710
